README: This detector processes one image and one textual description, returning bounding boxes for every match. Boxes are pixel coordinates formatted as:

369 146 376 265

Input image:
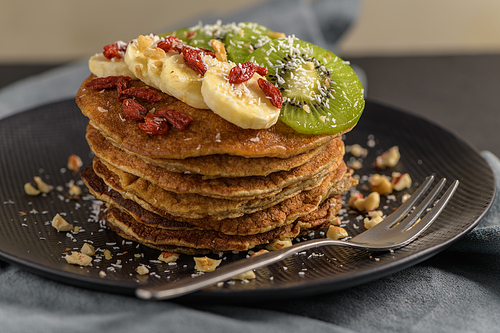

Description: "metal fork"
136 175 459 300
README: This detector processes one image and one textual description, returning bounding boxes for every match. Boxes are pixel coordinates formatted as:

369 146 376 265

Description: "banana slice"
201 62 281 129
124 34 167 90
158 53 210 109
88 53 137 78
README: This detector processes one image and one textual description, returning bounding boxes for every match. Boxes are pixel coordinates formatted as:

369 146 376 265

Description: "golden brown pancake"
88 126 344 199
86 123 331 178
76 75 343 159
81 165 352 235
103 197 336 253
92 156 345 220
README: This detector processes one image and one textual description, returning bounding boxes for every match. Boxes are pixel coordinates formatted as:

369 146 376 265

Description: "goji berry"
181 46 207 76
138 114 169 135
186 31 197 39
228 62 268 84
116 76 131 100
156 109 193 130
121 87 162 103
103 42 128 59
122 99 147 122
257 78 283 109
85 76 132 90
157 36 182 53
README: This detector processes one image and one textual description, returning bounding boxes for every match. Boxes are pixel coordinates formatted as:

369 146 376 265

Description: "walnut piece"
327 226 348 240
364 215 384 230
33 176 52 193
193 256 221 272
65 251 92 266
210 39 227 62
24 183 41 196
67 154 83 172
136 264 149 275
68 184 82 197
158 252 180 263
51 213 73 232
81 243 95 256
374 146 400 169
266 238 293 251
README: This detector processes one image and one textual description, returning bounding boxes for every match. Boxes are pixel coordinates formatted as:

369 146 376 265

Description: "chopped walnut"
24 183 41 196
65 251 92 266
194 256 222 272
232 270 256 280
364 215 384 229
51 213 73 232
351 192 380 212
369 174 393 195
68 184 82 197
327 226 348 240
136 264 149 275
210 39 227 62
374 146 400 169
33 176 52 193
391 172 412 191
103 249 113 260
158 252 180 263
67 154 83 172
81 243 95 256
348 144 368 157
266 238 293 251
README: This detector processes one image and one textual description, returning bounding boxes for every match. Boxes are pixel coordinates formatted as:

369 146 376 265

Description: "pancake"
88 125 344 199
86 124 330 178
81 165 352 235
92 156 345 220
76 74 345 159
103 196 336 254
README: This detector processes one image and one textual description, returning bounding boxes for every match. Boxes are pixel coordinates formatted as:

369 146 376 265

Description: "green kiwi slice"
224 22 283 63
248 37 365 135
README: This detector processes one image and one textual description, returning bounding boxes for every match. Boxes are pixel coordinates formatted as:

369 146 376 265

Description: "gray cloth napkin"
2 1 500 332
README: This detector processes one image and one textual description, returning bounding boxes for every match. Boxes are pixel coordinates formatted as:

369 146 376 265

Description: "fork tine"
393 180 459 239
372 175 435 230
391 178 447 232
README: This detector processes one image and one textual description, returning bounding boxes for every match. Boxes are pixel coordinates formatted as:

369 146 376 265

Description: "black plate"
0 99 495 301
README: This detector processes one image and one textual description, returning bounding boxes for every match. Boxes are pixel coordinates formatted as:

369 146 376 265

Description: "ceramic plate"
0 100 495 301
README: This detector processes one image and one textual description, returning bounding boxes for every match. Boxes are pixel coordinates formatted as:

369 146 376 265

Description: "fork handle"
135 238 351 300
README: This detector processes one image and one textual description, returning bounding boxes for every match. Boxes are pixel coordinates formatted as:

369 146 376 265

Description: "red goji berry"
121 87 162 103
257 78 283 109
181 46 207 76
85 76 132 90
186 31 197 39
157 36 182 53
156 109 193 130
138 114 169 135
103 42 128 59
116 76 131 100
228 62 268 84
122 99 147 122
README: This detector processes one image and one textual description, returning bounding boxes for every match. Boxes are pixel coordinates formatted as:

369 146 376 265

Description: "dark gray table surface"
1 54 499 157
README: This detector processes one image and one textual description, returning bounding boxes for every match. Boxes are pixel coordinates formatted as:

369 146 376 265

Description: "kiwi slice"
248 37 365 135
224 22 283 63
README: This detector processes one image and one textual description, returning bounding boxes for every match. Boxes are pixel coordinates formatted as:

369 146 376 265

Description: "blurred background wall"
1 0 499 63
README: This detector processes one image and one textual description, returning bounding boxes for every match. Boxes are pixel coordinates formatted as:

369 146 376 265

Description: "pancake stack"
76 76 357 254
